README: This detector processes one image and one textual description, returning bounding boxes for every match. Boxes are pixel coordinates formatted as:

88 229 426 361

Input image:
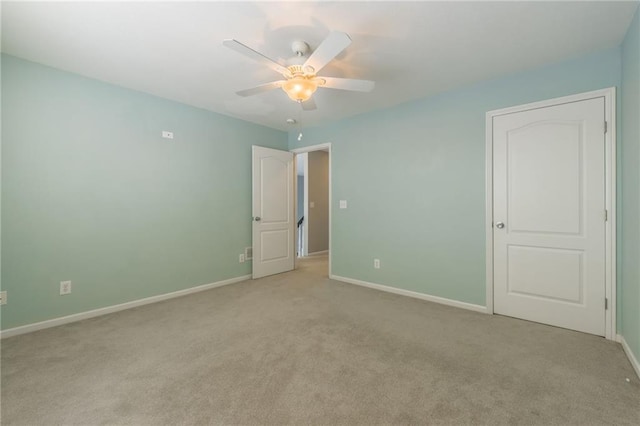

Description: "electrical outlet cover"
60 280 72 295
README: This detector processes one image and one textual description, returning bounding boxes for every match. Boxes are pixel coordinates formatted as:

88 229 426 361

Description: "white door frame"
303 152 309 257
291 143 332 276
485 88 616 340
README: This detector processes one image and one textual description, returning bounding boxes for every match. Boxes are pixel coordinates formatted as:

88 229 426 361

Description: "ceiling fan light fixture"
282 76 318 102
224 32 374 110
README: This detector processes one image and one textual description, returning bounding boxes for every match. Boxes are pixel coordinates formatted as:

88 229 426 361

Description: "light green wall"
290 48 622 309
0 55 287 330
621 8 640 363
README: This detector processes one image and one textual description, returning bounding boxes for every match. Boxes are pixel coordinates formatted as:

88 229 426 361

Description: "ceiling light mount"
291 40 310 57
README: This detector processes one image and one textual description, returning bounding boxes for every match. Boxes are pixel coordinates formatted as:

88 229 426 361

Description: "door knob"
254 217 261 222
496 222 505 229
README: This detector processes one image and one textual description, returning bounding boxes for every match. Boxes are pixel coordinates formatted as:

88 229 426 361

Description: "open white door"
252 146 294 279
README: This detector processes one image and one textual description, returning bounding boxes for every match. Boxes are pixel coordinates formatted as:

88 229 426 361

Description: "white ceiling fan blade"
236 81 285 97
223 39 291 77
301 98 317 111
303 31 352 74
317 77 375 92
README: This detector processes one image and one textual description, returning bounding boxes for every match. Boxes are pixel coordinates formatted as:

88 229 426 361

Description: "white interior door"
493 97 606 336
252 146 294 279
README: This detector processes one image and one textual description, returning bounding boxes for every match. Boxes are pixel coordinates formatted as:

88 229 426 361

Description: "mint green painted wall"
290 48 622 309
621 9 640 362
1 55 287 330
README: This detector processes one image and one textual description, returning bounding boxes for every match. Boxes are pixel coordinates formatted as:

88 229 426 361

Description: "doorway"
292 143 332 276
486 88 616 339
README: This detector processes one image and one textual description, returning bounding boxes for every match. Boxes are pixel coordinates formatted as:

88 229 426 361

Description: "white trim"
605 89 617 341
290 142 332 154
291 143 332 277
617 334 640 379
485 110 494 314
485 87 617 340
0 275 251 339
307 250 329 256
487 88 615 116
293 158 303 259
303 153 309 257
330 275 488 314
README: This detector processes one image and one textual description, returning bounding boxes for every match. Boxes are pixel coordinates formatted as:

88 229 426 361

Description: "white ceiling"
2 1 638 131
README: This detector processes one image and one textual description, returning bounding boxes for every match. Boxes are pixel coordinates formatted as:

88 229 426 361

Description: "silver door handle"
254 217 261 222
496 222 505 229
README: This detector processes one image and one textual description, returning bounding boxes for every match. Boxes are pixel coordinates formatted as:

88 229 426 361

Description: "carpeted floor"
1 255 639 425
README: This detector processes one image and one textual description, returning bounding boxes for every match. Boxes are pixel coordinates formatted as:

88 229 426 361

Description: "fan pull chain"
297 101 303 141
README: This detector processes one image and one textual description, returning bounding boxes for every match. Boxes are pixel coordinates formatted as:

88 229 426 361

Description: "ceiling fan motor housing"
286 41 311 68
291 40 310 56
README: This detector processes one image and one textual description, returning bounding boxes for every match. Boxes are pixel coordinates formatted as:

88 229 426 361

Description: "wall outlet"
239 254 245 263
60 280 72 295
0 291 7 305
374 259 381 269
339 200 347 209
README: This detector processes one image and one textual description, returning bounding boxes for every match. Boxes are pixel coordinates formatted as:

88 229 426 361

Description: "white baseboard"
0 274 251 339
617 334 640 379
330 274 488 314
307 250 329 257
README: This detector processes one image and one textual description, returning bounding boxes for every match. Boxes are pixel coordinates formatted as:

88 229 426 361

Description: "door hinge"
605 209 608 221
604 121 608 134
605 298 608 310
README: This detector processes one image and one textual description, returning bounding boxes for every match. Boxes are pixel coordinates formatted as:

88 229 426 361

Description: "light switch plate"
339 200 347 209
310 201 315 208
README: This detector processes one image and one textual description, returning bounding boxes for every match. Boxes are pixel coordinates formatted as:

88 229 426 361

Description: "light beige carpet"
1 255 639 425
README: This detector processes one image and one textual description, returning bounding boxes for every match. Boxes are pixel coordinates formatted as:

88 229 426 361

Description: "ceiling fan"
223 31 375 110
